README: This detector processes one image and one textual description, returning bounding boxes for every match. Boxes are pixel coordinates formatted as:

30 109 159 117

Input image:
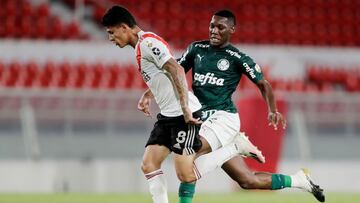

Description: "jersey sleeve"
238 54 263 83
140 37 173 69
177 43 195 73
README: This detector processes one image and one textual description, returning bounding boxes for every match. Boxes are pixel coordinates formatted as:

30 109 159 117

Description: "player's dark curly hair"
214 9 236 26
101 5 137 27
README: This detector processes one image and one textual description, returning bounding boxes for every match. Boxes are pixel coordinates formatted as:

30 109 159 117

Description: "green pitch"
0 192 358 203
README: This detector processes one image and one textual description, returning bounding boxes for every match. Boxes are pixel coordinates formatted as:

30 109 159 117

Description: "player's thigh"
142 145 171 173
221 155 254 182
173 153 197 182
200 111 240 150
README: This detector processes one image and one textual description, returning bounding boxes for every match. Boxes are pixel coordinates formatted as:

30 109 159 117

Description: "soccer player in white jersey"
101 6 264 203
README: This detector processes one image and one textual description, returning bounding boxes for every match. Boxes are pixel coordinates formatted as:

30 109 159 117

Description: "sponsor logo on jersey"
226 49 241 59
255 64 262 73
152 47 161 55
217 59 230 71
194 72 224 86
243 62 256 79
194 43 210 48
197 54 204 61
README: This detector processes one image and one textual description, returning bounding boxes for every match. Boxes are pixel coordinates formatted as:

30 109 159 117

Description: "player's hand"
137 93 152 117
183 107 203 125
268 111 286 130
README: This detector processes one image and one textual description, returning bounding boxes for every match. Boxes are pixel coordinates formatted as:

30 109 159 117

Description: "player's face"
106 25 129 48
209 16 235 47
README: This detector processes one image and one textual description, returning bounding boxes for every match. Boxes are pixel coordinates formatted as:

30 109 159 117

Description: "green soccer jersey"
178 40 263 114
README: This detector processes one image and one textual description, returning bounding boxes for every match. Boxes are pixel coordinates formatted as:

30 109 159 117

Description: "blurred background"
0 0 359 194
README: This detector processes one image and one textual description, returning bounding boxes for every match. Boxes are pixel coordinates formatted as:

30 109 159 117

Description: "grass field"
0 192 358 203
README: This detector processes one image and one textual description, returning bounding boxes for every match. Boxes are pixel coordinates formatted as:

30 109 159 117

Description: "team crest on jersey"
217 59 230 71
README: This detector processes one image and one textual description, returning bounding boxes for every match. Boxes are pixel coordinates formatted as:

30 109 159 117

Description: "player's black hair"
214 9 236 26
101 5 137 27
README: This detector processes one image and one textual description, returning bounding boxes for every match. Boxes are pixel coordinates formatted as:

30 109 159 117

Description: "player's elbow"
257 79 272 92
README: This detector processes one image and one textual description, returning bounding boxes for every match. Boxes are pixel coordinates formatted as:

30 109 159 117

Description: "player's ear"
230 26 235 34
119 23 129 32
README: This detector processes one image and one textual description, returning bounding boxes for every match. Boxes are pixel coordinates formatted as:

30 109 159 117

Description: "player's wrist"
269 110 279 114
181 106 189 112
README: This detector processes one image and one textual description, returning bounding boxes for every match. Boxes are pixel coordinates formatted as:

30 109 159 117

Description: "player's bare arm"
138 89 154 117
256 79 286 130
162 58 202 125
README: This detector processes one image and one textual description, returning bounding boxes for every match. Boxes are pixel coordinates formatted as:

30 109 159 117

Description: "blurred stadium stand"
0 0 88 39
0 0 359 193
1 60 360 92
82 0 360 48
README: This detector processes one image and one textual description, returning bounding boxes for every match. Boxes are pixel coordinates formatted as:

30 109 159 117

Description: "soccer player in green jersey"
176 10 325 203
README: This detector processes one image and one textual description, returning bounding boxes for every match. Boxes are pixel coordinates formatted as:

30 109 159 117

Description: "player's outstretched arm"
256 79 286 130
137 89 153 117
162 58 202 125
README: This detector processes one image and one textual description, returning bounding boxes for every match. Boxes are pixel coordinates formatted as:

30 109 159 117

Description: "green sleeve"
177 43 195 73
238 54 263 84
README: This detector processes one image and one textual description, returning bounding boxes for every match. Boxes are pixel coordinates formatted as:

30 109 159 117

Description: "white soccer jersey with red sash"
135 31 201 117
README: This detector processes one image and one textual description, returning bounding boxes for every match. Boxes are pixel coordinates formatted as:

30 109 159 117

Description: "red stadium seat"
19 17 32 38
64 21 80 39
4 17 16 38
21 1 33 17
3 61 21 87
24 61 39 87
36 3 50 18
47 17 63 39
5 0 16 17
0 61 4 84
50 62 71 88
345 75 358 92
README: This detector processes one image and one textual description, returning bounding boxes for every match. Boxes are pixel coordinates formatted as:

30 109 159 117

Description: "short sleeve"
239 54 263 83
140 37 172 69
177 43 195 73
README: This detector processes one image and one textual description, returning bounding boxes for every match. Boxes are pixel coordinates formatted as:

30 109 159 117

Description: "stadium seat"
36 2 50 18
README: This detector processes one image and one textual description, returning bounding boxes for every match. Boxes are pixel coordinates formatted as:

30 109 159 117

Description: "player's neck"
219 41 230 48
211 41 230 49
128 26 142 48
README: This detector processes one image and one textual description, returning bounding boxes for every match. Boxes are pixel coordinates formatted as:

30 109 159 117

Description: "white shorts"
199 110 240 151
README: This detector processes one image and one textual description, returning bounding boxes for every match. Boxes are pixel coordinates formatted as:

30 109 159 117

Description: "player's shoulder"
224 44 247 60
140 31 163 40
139 31 168 46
